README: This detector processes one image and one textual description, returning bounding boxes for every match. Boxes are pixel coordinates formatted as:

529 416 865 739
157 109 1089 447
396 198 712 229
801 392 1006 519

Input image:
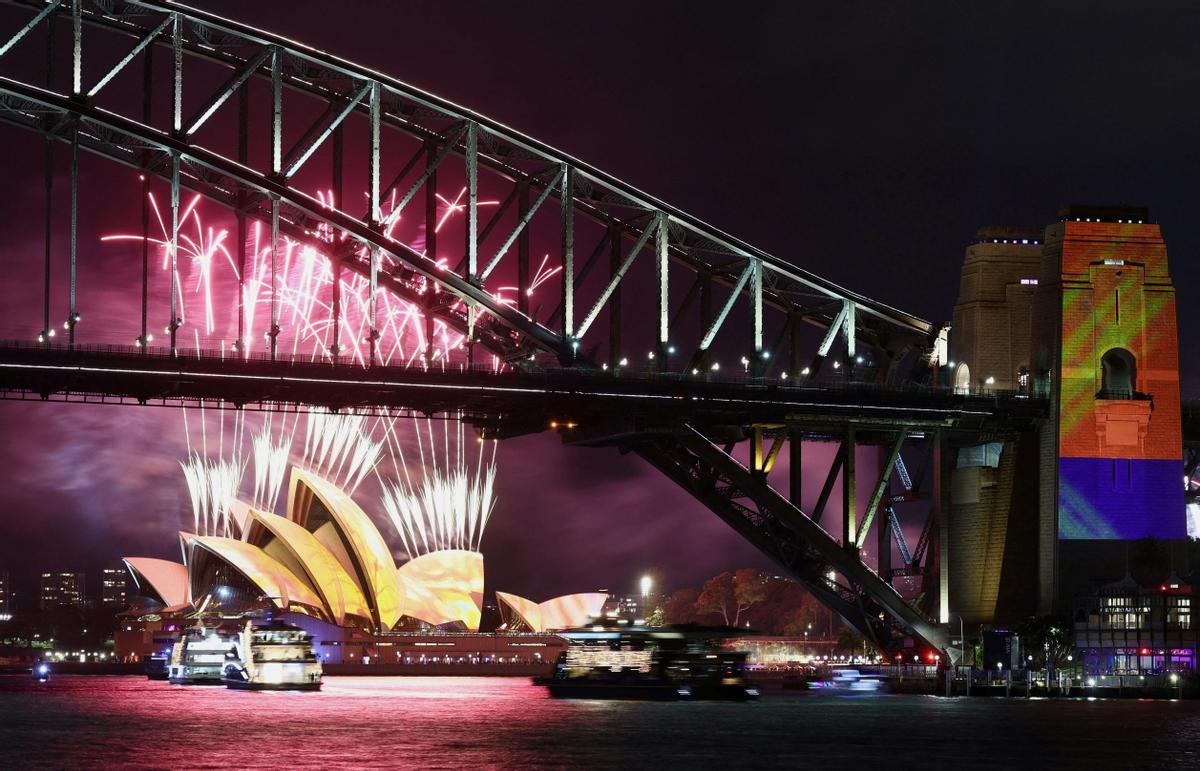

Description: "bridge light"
667 345 676 355
740 357 749 365
648 351 655 360
691 368 699 375
618 358 628 367
947 360 957 369
855 355 864 364
147 334 153 342
48 329 55 338
985 376 995 385
832 360 841 369
602 363 608 371
762 351 770 359
781 372 788 379
134 338 142 347
801 367 810 376
37 333 44 343
710 362 720 371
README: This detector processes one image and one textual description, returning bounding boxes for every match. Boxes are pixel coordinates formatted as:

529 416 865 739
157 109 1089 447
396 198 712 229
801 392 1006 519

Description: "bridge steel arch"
0 1 1003 655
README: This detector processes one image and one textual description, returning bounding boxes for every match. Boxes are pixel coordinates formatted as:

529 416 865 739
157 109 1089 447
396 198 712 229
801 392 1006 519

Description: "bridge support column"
789 428 802 507
842 425 856 550
877 445 892 581
935 429 949 625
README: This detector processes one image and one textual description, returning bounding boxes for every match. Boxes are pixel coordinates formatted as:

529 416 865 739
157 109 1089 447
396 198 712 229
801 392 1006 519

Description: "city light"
640 575 652 598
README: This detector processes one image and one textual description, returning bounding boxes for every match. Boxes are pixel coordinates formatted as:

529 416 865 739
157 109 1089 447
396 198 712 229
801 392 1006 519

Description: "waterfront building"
1073 574 1194 674
122 465 605 644
39 571 86 610
101 565 131 606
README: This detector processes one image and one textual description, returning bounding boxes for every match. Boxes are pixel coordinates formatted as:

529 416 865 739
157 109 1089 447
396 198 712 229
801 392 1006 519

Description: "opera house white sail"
125 466 488 633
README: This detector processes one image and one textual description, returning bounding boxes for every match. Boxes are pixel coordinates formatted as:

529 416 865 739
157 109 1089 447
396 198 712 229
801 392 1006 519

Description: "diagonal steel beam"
855 429 908 550
574 216 657 340
0 0 60 58
183 45 272 137
811 440 845 526
696 260 753 352
284 81 370 181
478 165 564 283
380 123 466 228
86 14 171 98
673 424 945 652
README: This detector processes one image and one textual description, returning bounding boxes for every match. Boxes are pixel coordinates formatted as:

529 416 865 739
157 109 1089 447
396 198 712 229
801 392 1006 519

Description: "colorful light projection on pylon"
1048 218 1185 539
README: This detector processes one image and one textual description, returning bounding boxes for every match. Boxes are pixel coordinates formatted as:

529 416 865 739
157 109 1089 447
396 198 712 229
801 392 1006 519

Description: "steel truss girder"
0 79 562 363
642 424 947 654
0 0 935 375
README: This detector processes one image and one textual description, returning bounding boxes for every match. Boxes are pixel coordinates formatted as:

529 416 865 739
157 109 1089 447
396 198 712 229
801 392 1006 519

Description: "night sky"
2 1 1199 605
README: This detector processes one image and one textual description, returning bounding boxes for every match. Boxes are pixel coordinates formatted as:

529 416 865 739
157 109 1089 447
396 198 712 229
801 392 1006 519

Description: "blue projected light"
1058 458 1186 540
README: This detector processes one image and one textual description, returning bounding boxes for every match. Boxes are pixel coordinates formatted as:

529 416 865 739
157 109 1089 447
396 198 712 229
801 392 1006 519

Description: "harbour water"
1 675 1198 768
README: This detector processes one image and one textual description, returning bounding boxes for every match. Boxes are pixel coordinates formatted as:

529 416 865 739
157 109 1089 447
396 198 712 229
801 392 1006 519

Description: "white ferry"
222 620 323 691
167 626 234 685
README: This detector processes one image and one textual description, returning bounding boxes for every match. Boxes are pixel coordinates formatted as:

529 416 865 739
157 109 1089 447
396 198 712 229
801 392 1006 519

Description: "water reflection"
1 675 1199 769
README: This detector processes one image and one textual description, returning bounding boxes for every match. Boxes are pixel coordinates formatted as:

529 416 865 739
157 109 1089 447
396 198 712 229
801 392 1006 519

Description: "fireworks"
101 176 553 373
251 416 293 514
380 418 498 557
300 409 383 495
179 451 245 538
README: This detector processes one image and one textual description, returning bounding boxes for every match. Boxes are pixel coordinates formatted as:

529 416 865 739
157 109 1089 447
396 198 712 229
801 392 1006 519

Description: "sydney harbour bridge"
0 1 1044 656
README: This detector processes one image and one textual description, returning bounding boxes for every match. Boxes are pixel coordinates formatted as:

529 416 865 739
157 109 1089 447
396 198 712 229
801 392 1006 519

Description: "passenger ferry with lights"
222 620 323 691
536 622 758 701
167 626 234 685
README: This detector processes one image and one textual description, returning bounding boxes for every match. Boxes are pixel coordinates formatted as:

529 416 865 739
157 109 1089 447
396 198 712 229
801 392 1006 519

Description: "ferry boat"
536 622 759 701
222 620 322 691
167 626 235 685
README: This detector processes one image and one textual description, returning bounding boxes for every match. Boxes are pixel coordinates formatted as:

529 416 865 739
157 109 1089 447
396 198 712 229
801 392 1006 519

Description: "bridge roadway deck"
0 342 1044 441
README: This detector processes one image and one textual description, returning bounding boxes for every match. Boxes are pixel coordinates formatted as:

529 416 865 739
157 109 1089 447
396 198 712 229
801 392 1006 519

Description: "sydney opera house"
119 465 606 665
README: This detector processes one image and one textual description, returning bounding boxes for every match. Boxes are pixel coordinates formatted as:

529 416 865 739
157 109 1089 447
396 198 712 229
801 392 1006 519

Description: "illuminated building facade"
40 571 86 610
495 592 608 632
101 565 132 606
0 570 10 613
124 466 594 644
1073 575 1194 674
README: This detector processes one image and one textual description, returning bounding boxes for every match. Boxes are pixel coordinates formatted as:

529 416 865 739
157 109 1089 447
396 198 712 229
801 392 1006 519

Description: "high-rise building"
101 566 131 607
0 571 10 614
40 571 86 610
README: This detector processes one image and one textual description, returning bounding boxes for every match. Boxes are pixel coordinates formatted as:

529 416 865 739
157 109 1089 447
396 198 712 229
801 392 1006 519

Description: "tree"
695 572 736 625
1015 615 1073 670
645 606 665 627
695 569 768 627
732 569 768 627
661 588 700 625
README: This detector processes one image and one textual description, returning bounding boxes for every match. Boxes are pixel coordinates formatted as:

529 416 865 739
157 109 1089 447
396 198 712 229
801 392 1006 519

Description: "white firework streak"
380 417 498 557
179 451 246 537
301 409 383 492
251 416 292 514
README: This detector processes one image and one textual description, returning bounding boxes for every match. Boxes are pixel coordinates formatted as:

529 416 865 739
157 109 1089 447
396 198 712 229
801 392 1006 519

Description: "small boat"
144 654 170 681
536 622 759 701
31 661 50 682
168 626 235 685
222 620 322 691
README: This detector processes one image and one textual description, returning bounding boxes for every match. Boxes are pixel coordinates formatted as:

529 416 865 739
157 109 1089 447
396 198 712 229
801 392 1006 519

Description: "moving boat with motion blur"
535 622 758 701
222 620 322 691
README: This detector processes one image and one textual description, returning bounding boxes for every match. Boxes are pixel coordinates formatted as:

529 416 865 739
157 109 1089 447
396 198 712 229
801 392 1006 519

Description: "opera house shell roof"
495 591 608 632
124 466 487 633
